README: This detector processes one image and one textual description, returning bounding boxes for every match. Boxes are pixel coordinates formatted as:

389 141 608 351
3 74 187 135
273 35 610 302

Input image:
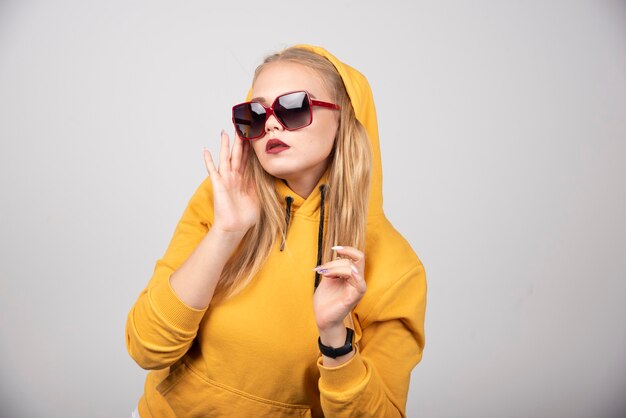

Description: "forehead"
251 62 331 103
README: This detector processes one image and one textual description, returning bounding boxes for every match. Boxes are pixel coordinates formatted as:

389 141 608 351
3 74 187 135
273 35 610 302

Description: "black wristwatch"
318 328 354 358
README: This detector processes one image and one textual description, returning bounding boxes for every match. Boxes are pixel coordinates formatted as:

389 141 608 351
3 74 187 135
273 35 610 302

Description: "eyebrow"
250 91 316 103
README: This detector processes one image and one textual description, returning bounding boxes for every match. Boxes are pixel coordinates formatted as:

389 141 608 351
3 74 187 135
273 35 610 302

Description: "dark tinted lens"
275 92 311 129
233 102 266 139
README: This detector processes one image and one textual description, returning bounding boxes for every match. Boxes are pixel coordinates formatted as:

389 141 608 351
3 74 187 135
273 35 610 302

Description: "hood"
247 44 383 218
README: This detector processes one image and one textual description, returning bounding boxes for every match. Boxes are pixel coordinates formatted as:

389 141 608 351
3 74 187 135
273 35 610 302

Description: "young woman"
126 45 427 417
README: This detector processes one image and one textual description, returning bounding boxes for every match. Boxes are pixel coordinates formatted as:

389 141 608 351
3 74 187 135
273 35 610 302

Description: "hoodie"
126 45 426 417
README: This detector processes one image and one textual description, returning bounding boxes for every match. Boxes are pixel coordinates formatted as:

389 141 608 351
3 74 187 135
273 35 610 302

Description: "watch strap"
318 327 354 358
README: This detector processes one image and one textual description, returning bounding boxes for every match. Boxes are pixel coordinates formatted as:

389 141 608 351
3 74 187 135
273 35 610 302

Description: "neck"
283 169 327 199
283 177 317 199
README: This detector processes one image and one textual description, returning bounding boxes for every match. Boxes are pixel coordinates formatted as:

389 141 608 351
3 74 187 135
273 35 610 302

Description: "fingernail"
317 269 329 274
351 265 359 274
331 245 344 250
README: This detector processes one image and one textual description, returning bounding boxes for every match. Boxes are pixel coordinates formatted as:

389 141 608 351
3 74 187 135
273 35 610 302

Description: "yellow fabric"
126 45 426 417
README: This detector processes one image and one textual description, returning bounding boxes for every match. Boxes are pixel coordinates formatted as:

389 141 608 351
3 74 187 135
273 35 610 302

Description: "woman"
126 45 426 417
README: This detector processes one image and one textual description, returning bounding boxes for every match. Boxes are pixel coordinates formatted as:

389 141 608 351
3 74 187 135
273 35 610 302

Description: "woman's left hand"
313 246 366 333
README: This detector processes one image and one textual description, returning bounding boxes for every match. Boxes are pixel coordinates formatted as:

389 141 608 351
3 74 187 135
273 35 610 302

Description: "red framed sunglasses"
232 90 340 140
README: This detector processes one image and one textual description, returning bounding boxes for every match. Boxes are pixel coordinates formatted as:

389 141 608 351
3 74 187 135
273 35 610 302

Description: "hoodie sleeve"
317 262 426 417
125 178 214 370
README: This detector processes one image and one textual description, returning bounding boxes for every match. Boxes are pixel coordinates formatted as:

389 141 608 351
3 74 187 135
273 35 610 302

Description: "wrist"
209 225 248 245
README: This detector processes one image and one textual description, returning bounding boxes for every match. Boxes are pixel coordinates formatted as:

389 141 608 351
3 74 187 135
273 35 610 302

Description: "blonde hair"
212 47 372 303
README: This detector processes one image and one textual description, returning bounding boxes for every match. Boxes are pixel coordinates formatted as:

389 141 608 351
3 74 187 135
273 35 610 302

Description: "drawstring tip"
281 196 294 252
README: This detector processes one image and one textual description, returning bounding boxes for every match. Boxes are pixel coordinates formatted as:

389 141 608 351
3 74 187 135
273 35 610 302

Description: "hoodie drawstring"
314 185 327 290
280 196 294 252
279 186 326 291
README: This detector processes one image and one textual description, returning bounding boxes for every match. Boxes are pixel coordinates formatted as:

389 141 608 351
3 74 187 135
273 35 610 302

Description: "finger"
332 246 365 267
230 131 244 173
314 258 352 271
351 269 367 294
218 130 231 173
316 265 366 293
313 262 355 278
203 148 218 177
341 267 366 294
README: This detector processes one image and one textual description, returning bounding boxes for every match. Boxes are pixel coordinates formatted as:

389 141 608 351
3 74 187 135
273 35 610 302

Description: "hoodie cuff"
150 277 207 332
317 349 368 393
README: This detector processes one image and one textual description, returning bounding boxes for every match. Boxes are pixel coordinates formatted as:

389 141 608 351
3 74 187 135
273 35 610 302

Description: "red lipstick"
266 139 290 154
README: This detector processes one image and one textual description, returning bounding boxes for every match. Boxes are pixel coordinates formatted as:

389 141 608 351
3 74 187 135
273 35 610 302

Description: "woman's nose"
265 113 284 136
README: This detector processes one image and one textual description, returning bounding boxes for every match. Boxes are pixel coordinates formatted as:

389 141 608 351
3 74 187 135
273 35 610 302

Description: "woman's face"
249 62 339 196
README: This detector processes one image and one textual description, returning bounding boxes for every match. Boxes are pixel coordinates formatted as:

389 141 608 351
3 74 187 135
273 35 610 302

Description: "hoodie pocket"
156 361 312 418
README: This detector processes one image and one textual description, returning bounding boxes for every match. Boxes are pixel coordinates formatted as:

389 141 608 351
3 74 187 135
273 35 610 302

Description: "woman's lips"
266 139 290 154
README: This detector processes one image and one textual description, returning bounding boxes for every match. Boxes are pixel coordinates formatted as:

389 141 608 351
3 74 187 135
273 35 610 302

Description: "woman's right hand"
203 130 260 236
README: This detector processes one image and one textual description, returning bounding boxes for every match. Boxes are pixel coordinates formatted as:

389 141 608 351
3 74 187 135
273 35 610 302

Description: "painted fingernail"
331 245 344 250
313 266 329 274
351 265 359 274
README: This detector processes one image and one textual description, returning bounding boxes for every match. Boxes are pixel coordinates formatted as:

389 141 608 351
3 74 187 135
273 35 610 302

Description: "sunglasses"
232 90 340 140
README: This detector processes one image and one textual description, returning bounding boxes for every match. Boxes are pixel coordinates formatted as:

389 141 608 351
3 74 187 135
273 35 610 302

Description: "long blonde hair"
212 47 372 303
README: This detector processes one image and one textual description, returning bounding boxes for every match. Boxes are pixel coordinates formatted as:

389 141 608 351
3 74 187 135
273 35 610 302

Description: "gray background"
1 1 625 417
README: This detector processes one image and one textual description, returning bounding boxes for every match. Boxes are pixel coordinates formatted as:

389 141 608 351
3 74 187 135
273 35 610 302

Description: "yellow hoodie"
126 45 426 417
